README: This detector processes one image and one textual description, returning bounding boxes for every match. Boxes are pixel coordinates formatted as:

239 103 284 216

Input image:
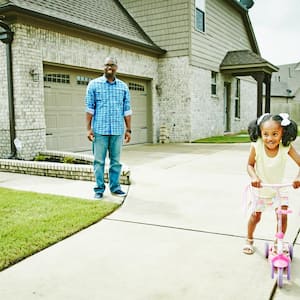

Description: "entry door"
223 82 231 132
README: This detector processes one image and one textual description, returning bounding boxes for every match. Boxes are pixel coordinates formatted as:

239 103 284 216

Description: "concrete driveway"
0 142 300 299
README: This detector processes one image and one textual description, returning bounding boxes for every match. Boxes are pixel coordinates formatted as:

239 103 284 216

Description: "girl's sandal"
243 239 255 255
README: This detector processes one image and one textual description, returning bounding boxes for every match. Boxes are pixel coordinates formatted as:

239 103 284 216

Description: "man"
85 56 132 199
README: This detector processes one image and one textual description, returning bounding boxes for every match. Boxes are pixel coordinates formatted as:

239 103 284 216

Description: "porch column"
264 74 271 113
252 72 264 117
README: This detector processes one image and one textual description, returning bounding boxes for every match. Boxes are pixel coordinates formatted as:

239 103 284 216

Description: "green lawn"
193 126 300 143
193 132 250 143
0 187 119 271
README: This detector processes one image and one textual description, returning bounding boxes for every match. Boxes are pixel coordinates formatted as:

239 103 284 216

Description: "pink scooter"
261 183 293 288
246 182 295 288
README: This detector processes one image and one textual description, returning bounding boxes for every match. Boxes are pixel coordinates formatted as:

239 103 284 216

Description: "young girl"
243 113 300 255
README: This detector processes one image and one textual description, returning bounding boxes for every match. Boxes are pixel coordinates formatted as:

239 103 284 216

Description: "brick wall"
0 150 131 185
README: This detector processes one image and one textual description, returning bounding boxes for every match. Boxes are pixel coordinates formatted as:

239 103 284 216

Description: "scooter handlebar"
260 183 292 188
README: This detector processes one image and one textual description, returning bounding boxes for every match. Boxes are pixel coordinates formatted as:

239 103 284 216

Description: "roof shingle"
0 0 163 52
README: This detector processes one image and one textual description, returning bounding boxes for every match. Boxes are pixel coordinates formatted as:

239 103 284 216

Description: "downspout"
0 21 16 158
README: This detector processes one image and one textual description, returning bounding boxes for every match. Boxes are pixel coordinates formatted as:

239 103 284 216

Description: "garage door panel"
130 128 147 145
45 114 58 129
44 93 57 107
46 135 58 150
58 114 73 128
58 135 73 150
74 134 91 151
59 92 73 106
133 111 147 125
73 112 85 122
73 92 85 106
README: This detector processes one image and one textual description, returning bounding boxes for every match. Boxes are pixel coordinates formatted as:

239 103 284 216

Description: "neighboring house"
0 0 278 160
269 62 300 122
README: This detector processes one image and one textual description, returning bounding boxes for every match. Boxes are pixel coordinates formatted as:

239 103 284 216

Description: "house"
269 62 300 122
0 0 278 160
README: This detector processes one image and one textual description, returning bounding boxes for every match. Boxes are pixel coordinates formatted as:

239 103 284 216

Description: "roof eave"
271 95 295 99
221 62 279 72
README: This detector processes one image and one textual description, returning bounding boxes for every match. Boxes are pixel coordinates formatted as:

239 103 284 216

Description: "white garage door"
120 77 150 145
44 65 150 152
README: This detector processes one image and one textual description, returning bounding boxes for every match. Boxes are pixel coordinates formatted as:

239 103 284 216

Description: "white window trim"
195 0 205 32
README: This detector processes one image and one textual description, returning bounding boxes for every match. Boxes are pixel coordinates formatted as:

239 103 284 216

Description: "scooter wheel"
287 263 291 281
265 242 269 258
271 265 275 279
288 244 293 261
277 268 283 288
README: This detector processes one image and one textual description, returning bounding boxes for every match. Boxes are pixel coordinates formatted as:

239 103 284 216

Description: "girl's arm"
247 145 261 187
288 145 300 188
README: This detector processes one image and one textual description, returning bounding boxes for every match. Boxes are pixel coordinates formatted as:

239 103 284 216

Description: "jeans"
92 134 123 194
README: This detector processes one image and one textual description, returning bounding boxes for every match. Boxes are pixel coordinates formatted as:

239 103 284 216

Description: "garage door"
44 65 150 152
120 76 150 145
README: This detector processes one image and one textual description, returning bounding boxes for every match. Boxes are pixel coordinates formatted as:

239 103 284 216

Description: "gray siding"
190 0 252 70
120 0 190 57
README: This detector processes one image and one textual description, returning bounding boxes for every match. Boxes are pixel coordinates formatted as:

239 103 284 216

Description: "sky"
248 0 300 66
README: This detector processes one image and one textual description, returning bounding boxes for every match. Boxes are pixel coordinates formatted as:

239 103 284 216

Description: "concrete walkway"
0 142 300 299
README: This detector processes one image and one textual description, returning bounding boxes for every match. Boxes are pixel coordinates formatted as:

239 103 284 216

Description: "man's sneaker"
111 190 127 197
94 193 103 200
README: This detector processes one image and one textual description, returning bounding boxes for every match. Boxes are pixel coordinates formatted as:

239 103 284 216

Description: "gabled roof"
226 0 260 54
0 0 165 54
271 62 300 97
220 50 279 75
270 81 294 98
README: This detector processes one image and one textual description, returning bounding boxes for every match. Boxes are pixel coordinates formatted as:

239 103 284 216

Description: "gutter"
0 20 16 158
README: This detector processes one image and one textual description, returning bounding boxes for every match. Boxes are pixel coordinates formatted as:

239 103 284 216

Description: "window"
129 82 145 91
211 71 217 96
234 78 240 119
195 0 205 32
44 74 70 84
77 76 93 85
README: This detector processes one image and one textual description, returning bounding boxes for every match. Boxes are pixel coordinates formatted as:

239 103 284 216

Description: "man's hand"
87 129 94 142
124 131 131 143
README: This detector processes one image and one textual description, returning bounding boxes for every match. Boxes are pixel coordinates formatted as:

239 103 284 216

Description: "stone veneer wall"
190 71 257 140
158 57 257 142
190 66 223 140
0 23 159 160
158 56 192 142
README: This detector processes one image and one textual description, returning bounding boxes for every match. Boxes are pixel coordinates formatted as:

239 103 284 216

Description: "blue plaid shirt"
85 75 132 135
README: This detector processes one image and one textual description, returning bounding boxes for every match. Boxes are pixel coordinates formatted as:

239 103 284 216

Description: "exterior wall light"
29 69 39 82
0 22 13 44
155 84 162 96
